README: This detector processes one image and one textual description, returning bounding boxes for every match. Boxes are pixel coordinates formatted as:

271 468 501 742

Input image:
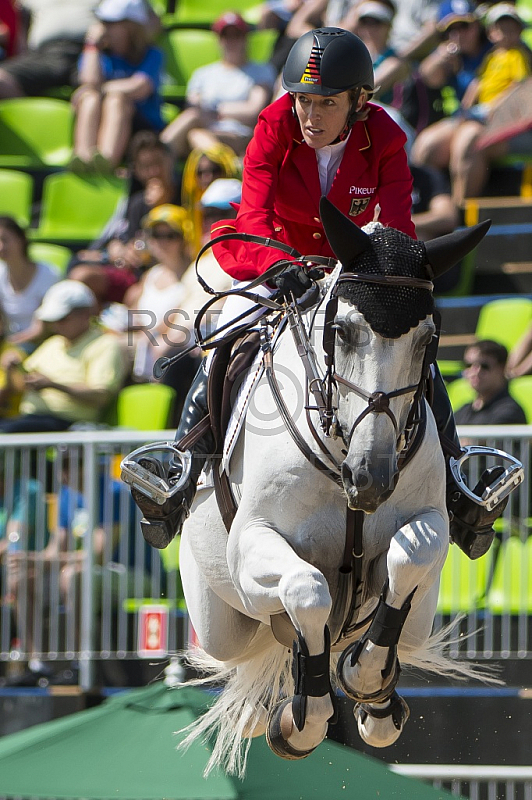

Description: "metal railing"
0 425 530 690
392 765 532 800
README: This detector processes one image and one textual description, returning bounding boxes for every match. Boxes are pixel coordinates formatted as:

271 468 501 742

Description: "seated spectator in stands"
0 0 21 61
69 0 164 174
455 339 527 424
180 144 242 257
124 204 194 382
0 311 24 417
160 12 276 159
0 0 97 98
506 324 532 378
449 2 532 203
342 0 409 104
410 0 491 177
0 216 59 348
411 162 459 240
0 279 127 432
69 132 180 307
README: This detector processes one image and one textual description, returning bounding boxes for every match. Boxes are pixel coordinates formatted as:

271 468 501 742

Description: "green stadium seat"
446 377 475 412
487 537 532 614
0 97 73 168
167 0 262 26
437 542 493 613
30 173 126 244
117 383 176 431
159 29 220 101
247 28 279 62
508 375 532 423
0 168 33 227
28 242 73 275
475 297 532 353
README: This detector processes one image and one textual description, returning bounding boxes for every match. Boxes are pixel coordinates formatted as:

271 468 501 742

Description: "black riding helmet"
281 27 374 96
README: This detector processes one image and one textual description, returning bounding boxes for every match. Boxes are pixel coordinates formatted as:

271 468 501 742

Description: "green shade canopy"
0 682 458 800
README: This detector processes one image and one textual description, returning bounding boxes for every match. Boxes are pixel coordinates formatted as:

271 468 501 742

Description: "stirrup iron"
120 442 192 505
448 446 524 511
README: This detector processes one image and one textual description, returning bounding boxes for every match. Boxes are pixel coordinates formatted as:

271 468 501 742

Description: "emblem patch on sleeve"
349 197 370 216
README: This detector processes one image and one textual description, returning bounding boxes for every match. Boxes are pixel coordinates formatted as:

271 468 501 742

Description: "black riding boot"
432 364 508 559
131 363 215 549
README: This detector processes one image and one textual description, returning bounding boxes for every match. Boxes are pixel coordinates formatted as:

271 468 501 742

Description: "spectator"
410 162 459 240
124 204 195 382
69 131 181 307
160 11 276 159
180 144 242 256
455 339 527 424
70 0 164 174
449 2 532 203
0 0 98 98
0 0 20 61
0 216 59 348
506 324 532 378
410 0 493 198
343 0 409 104
0 311 24 417
0 279 127 432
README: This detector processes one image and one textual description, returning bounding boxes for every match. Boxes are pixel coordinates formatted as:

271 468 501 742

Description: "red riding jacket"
212 93 416 281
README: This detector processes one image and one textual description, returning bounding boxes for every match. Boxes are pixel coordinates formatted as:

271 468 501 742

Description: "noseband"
324 270 436 449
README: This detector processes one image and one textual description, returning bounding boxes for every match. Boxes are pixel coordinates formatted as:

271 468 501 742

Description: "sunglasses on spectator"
463 360 493 371
149 230 183 240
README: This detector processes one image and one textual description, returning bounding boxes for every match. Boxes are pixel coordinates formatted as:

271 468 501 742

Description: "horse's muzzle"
341 460 399 513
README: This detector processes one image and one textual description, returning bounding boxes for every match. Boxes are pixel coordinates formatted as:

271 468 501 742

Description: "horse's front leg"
338 510 448 746
227 521 335 759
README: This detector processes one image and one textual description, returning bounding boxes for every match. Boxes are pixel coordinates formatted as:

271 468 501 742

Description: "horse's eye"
332 323 348 341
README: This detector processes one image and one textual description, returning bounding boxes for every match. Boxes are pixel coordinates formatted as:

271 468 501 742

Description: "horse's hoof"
355 691 410 748
337 640 400 704
266 698 315 760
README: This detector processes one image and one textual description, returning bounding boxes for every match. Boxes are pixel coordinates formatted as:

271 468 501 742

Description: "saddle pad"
222 348 265 472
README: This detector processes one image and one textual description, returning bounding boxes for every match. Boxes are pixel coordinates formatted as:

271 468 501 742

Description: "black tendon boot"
130 363 215 549
431 365 510 560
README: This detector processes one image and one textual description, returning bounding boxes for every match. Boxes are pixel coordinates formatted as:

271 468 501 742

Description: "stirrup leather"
448 446 524 511
120 442 192 505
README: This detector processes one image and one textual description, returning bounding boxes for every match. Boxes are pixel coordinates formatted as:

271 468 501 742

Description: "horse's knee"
278 566 331 617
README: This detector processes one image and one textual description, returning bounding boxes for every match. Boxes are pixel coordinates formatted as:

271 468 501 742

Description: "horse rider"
129 27 512 560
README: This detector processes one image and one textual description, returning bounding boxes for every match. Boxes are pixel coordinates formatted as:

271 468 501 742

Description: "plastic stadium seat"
247 29 279 62
159 29 220 100
0 169 33 227
28 242 73 275
168 0 262 26
437 543 493 613
0 97 73 168
508 375 532 423
30 173 126 244
117 383 176 431
487 537 532 614
475 297 532 353
446 377 475 412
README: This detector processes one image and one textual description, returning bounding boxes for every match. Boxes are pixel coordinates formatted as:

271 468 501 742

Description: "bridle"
323 270 437 452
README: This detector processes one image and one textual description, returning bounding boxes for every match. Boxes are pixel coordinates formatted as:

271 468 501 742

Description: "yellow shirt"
20 327 127 423
0 341 25 417
478 47 531 105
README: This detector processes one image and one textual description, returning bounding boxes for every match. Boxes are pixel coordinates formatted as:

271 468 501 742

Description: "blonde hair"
181 144 242 255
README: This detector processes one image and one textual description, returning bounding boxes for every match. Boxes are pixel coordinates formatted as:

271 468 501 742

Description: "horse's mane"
335 222 434 339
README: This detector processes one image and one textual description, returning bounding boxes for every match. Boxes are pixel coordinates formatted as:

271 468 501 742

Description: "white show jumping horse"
175 200 494 775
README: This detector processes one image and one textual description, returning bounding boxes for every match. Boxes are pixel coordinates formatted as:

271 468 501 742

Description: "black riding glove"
272 264 325 308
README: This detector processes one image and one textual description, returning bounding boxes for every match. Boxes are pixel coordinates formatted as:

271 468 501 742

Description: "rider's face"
294 91 354 149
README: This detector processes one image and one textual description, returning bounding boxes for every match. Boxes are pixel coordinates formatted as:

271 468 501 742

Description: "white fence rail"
0 426 530 690
392 765 532 800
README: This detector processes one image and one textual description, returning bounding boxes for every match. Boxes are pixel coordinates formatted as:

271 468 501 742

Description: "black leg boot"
432 365 509 559
130 363 215 549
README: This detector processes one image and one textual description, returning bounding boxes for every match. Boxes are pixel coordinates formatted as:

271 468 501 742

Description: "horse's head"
320 197 490 513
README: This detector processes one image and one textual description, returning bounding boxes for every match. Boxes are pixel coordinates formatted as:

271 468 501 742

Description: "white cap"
36 280 97 322
357 1 395 23
485 2 526 27
95 0 149 24
200 178 242 209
